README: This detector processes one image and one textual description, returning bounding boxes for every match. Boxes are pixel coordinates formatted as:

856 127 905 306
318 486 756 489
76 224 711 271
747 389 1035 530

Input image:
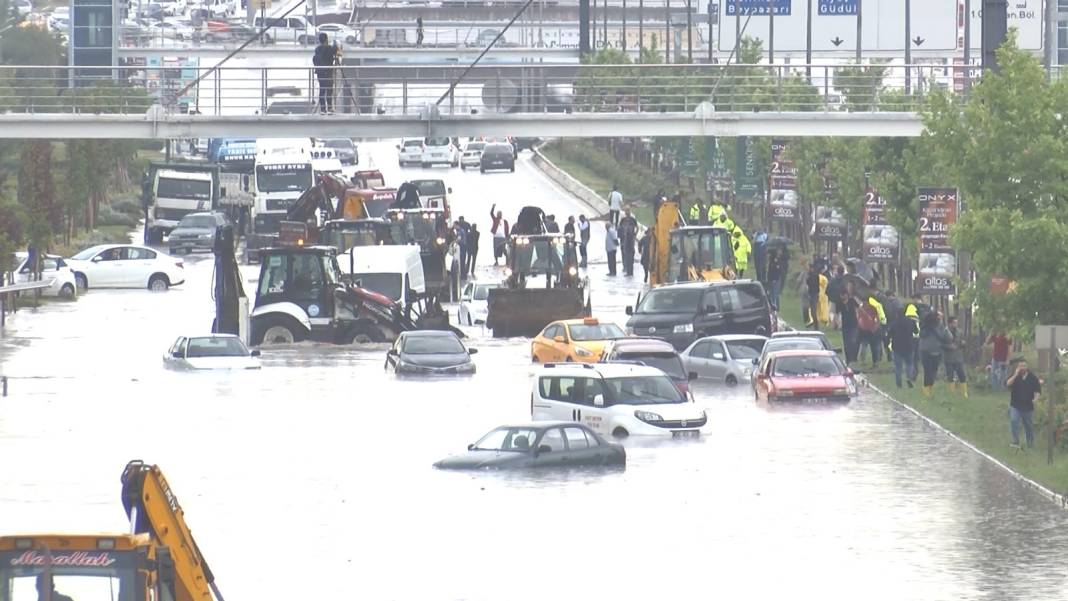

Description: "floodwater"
1 143 1067 601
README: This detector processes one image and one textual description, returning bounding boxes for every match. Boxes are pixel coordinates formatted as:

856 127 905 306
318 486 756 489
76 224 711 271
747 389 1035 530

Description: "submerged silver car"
680 335 767 386
168 212 228 254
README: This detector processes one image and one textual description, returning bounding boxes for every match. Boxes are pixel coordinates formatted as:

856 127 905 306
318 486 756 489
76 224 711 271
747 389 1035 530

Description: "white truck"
246 140 316 262
144 165 216 244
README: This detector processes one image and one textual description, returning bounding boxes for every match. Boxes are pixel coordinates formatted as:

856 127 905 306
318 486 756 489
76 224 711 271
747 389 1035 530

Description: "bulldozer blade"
487 288 585 338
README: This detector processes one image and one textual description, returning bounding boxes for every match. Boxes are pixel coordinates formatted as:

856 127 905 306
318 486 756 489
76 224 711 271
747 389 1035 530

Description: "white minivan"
422 136 459 167
531 363 707 438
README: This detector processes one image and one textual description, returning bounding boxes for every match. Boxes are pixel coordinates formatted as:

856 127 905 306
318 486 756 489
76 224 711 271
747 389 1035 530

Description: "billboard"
965 0 1043 51
862 187 899 263
718 0 957 52
812 175 846 242
768 139 799 222
916 187 959 295
735 136 763 202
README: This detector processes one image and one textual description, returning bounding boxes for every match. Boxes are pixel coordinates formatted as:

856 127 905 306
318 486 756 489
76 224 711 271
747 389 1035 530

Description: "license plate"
672 430 700 438
801 397 829 404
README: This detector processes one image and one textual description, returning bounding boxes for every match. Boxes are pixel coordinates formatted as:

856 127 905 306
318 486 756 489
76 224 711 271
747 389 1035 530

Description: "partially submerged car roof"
606 337 677 353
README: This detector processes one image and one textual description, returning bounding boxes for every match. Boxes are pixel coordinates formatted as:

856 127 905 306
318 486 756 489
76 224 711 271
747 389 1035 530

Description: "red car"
753 350 857 404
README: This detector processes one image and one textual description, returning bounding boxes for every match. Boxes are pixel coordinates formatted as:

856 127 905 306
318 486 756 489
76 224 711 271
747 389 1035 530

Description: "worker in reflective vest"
732 228 751 277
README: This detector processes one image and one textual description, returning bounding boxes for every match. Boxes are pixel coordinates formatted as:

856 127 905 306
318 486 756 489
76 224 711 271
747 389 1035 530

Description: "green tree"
16 141 59 249
918 32 1068 332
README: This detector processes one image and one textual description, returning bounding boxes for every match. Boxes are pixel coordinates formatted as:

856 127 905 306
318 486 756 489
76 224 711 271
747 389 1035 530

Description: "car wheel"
59 283 76 298
297 34 307 45
254 315 306 345
74 273 88 291
725 374 738 387
480 167 486 174
344 321 384 344
509 164 515 172
148 274 170 291
612 427 629 438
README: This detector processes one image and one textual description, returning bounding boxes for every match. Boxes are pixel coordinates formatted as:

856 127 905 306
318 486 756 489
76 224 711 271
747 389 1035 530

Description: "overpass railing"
0 63 964 117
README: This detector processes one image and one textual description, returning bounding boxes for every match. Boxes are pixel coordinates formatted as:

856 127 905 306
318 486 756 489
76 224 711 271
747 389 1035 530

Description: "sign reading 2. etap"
727 0 791 16
818 0 856 15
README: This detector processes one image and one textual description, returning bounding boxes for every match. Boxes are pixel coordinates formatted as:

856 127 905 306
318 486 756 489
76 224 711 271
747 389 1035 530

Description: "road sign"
726 0 791 16
966 0 1043 51
718 0 958 52
1034 325 1068 351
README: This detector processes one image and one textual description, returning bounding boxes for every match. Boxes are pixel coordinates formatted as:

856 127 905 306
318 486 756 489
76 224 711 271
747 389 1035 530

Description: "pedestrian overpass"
0 63 940 139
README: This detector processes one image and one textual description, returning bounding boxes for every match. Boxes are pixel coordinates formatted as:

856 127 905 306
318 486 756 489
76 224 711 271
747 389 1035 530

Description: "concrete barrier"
530 142 610 218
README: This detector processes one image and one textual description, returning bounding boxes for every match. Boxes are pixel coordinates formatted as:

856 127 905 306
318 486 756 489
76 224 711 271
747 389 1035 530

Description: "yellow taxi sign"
582 317 599 325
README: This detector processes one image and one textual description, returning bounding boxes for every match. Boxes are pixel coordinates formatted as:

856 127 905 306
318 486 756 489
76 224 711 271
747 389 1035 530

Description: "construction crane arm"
120 461 222 601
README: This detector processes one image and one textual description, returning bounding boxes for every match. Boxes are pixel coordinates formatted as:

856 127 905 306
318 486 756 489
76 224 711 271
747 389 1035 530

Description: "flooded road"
1 142 1067 601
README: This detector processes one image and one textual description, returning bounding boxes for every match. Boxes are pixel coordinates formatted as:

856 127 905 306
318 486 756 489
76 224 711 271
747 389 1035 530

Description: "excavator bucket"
486 287 586 338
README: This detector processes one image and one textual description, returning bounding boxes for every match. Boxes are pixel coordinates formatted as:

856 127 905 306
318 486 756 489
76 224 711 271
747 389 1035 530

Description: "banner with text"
734 136 763 202
862 187 899 263
812 175 846 242
768 139 799 222
916 187 959 295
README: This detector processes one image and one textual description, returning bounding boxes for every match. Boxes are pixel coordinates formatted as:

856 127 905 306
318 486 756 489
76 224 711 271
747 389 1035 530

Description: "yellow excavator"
0 461 221 601
647 197 737 285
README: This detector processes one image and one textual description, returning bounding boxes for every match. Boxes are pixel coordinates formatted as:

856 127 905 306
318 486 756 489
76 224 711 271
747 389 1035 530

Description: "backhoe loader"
0 461 221 601
647 197 736 286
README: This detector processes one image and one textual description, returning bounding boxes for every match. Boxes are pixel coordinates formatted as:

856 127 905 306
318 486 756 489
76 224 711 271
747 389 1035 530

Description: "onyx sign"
861 188 899 262
768 139 799 222
917 187 959 295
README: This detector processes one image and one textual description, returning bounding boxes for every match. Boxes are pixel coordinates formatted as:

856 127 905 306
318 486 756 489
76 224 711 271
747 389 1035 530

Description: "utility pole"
904 0 911 95
592 0 597 50
686 0 692 61
603 0 608 50
1045 0 1056 70
665 0 671 62
768 0 774 63
707 0 713 62
855 0 861 63
622 0 627 51
580 0 590 54
963 0 971 94
805 0 812 77
639 0 644 53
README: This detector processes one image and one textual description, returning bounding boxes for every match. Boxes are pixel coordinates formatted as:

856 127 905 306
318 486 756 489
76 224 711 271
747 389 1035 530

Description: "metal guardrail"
0 63 966 117
0 280 57 294
0 278 56 329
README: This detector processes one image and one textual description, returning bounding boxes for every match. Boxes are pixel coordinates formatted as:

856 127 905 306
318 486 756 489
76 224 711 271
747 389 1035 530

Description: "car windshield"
771 355 843 378
71 245 109 260
603 375 684 404
256 164 312 192
726 339 765 359
636 288 702 313
472 285 495 300
424 137 450 147
185 337 249 358
473 427 538 452
402 140 423 148
322 138 353 150
353 272 402 301
177 215 217 229
765 338 824 354
464 142 485 152
414 180 446 196
512 238 566 275
157 177 211 201
403 335 465 354
569 323 624 341
618 353 685 379
1 568 137 601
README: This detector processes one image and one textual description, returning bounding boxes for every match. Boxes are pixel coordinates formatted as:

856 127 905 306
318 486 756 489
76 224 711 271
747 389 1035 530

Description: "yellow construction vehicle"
647 197 736 285
0 461 222 601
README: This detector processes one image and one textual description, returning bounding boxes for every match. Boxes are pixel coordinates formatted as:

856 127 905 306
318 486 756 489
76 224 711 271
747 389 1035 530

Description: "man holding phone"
1006 360 1041 448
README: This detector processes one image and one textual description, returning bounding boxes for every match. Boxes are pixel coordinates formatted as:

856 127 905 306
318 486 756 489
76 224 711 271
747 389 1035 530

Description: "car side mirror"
447 187 453 194
467 443 474 450
553 335 566 343
536 444 552 455
688 371 698 381
593 394 604 406
387 349 398 356
834 347 843 354
712 352 725 361
845 368 854 377
250 350 261 357
171 351 182 358
395 144 400 149
92 255 103 262
625 306 633 315
751 357 759 365
467 348 478 355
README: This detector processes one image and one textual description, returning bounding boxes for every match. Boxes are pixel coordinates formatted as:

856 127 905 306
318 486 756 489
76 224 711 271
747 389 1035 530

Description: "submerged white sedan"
164 335 261 370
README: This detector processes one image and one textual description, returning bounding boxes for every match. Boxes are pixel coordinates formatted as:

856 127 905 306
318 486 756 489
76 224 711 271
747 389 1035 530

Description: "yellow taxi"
531 318 626 363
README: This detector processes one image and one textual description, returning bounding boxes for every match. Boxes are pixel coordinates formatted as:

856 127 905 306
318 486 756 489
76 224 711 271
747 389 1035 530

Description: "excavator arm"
120 461 223 601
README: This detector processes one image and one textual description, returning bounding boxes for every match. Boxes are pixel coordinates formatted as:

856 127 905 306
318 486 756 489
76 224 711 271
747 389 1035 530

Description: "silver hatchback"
680 335 767 386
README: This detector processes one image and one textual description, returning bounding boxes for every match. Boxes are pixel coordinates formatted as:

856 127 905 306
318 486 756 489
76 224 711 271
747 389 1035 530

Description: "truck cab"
145 166 218 244
666 226 735 283
246 149 315 262
341 244 426 311
408 179 452 219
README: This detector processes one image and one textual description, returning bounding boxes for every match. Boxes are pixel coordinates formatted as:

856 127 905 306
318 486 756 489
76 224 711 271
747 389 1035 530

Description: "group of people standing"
604 206 649 278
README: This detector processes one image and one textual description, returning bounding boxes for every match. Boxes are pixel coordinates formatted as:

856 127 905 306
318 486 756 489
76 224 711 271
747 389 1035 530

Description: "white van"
341 245 425 310
531 363 706 438
253 15 315 44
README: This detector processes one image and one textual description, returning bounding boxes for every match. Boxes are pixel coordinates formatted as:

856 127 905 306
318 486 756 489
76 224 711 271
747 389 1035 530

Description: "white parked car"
66 244 185 291
149 19 195 41
458 281 498 326
460 141 485 170
165 335 261 370
531 363 706 438
13 252 78 299
680 334 767 386
316 22 359 45
422 136 459 167
397 138 424 167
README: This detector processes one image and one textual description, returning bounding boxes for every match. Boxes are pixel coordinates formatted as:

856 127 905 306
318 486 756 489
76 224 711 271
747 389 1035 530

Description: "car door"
563 426 603 466
125 247 159 287
694 289 728 337
703 339 729 380
537 374 580 422
90 247 125 287
532 427 569 467
576 376 608 433
459 283 474 324
684 340 715 378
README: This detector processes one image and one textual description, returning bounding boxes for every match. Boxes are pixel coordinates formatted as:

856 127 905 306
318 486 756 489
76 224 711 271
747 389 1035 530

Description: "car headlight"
832 387 850 395
634 410 663 423
574 347 593 357
673 324 694 333
568 266 578 276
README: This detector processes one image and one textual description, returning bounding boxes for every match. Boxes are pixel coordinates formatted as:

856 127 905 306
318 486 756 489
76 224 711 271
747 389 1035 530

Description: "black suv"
625 280 774 350
480 143 516 173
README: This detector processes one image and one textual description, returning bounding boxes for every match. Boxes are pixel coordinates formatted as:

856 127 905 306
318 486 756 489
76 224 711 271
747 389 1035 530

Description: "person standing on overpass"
417 17 425 46
312 33 338 114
